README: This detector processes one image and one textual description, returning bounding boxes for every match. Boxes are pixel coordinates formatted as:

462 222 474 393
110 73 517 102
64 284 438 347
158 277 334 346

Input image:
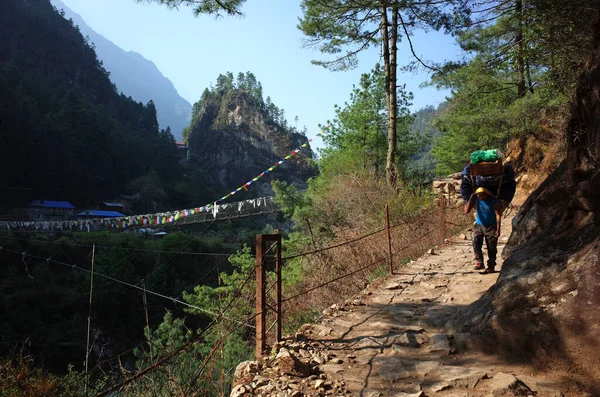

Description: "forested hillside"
406 104 444 183
51 0 193 141
0 0 181 211
431 0 597 175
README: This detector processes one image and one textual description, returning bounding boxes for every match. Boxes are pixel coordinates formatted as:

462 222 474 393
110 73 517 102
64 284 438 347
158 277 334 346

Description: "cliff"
187 90 316 197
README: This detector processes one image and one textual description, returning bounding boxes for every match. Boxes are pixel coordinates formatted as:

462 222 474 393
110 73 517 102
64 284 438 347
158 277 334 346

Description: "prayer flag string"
0 137 316 231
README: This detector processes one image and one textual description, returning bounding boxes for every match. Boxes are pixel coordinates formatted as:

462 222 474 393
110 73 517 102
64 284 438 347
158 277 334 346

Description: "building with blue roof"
77 210 125 218
26 200 75 221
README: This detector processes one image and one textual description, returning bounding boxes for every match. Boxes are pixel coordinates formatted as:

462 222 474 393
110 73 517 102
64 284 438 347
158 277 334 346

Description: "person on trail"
464 186 501 273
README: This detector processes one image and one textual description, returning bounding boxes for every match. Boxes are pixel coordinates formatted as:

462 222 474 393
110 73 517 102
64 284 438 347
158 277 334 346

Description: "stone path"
231 207 590 397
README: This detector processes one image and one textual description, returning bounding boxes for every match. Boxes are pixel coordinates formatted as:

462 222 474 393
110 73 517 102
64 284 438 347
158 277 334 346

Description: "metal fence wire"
90 196 472 396
253 196 472 360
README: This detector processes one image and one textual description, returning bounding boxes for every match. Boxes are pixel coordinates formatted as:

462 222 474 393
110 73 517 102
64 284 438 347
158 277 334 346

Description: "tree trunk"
524 3 534 94
381 4 392 179
526 59 534 94
382 4 398 189
515 0 526 98
387 3 399 188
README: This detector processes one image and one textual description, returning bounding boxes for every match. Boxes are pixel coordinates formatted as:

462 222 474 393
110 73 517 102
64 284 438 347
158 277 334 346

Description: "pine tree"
299 0 469 188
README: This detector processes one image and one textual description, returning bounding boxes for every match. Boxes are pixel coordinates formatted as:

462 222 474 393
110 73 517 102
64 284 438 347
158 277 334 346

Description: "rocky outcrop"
230 337 350 396
187 91 315 197
451 21 600 390
432 172 463 206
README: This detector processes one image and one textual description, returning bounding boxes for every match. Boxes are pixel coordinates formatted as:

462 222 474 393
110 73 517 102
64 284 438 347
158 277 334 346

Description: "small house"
26 200 75 221
108 194 139 214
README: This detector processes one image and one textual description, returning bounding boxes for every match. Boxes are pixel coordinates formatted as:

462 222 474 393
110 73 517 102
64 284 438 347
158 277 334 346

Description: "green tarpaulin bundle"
470 149 501 164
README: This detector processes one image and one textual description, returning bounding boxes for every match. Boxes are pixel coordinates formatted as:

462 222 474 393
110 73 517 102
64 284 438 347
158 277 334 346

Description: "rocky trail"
231 203 592 397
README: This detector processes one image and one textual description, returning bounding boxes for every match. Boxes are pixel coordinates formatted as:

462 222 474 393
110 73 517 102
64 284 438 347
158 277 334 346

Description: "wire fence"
0 195 474 396
86 225 279 396
94 268 260 397
0 213 274 396
272 200 468 346
87 197 472 396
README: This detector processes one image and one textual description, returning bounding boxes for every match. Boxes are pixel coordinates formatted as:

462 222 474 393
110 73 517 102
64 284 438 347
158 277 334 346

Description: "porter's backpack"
460 150 516 203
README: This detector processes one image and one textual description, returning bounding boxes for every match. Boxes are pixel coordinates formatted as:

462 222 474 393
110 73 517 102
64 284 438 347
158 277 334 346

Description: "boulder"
232 361 259 387
487 372 533 396
427 333 451 355
277 349 311 377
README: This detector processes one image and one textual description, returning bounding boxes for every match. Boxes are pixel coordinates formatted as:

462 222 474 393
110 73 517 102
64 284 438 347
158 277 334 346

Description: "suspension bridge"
0 196 280 232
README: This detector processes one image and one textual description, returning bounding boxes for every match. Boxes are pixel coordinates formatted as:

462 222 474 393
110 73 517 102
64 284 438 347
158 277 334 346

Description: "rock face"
452 24 600 389
187 91 315 197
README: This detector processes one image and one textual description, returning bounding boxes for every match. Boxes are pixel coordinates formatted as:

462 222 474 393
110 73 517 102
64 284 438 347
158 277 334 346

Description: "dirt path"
301 209 586 397
232 204 590 397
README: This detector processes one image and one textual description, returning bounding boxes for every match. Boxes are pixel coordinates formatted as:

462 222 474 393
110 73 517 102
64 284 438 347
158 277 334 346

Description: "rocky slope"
187 91 315 197
450 21 600 391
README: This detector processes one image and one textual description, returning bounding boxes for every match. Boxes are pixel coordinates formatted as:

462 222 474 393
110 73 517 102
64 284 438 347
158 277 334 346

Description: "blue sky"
57 0 462 149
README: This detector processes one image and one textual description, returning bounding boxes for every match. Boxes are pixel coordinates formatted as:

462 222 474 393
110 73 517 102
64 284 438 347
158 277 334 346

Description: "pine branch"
398 12 442 73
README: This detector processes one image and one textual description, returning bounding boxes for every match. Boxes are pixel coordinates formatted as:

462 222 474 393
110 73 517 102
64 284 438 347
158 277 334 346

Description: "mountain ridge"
51 0 191 140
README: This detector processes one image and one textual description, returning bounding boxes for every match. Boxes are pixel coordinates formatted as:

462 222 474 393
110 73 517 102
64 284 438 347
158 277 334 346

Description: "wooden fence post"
255 233 282 359
84 244 95 395
274 232 282 344
385 204 393 275
255 234 266 359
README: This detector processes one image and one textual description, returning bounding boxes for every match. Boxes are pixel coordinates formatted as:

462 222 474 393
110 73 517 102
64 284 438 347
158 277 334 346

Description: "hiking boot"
474 263 485 270
480 267 495 274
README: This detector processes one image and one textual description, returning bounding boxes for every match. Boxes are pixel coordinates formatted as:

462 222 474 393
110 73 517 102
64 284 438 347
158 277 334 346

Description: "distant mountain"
405 103 446 183
51 0 191 140
0 0 182 209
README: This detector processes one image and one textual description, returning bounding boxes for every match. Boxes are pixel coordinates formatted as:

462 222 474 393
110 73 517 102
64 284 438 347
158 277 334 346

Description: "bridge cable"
0 247 254 329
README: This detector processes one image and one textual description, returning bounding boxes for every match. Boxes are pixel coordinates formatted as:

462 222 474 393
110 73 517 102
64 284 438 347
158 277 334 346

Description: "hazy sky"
56 0 462 149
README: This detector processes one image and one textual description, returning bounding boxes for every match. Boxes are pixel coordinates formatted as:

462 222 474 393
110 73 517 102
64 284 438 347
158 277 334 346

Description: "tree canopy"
299 0 469 187
429 0 598 174
320 64 418 178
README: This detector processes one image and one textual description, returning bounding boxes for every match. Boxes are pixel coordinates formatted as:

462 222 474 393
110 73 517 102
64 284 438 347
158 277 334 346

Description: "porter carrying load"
460 149 516 205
